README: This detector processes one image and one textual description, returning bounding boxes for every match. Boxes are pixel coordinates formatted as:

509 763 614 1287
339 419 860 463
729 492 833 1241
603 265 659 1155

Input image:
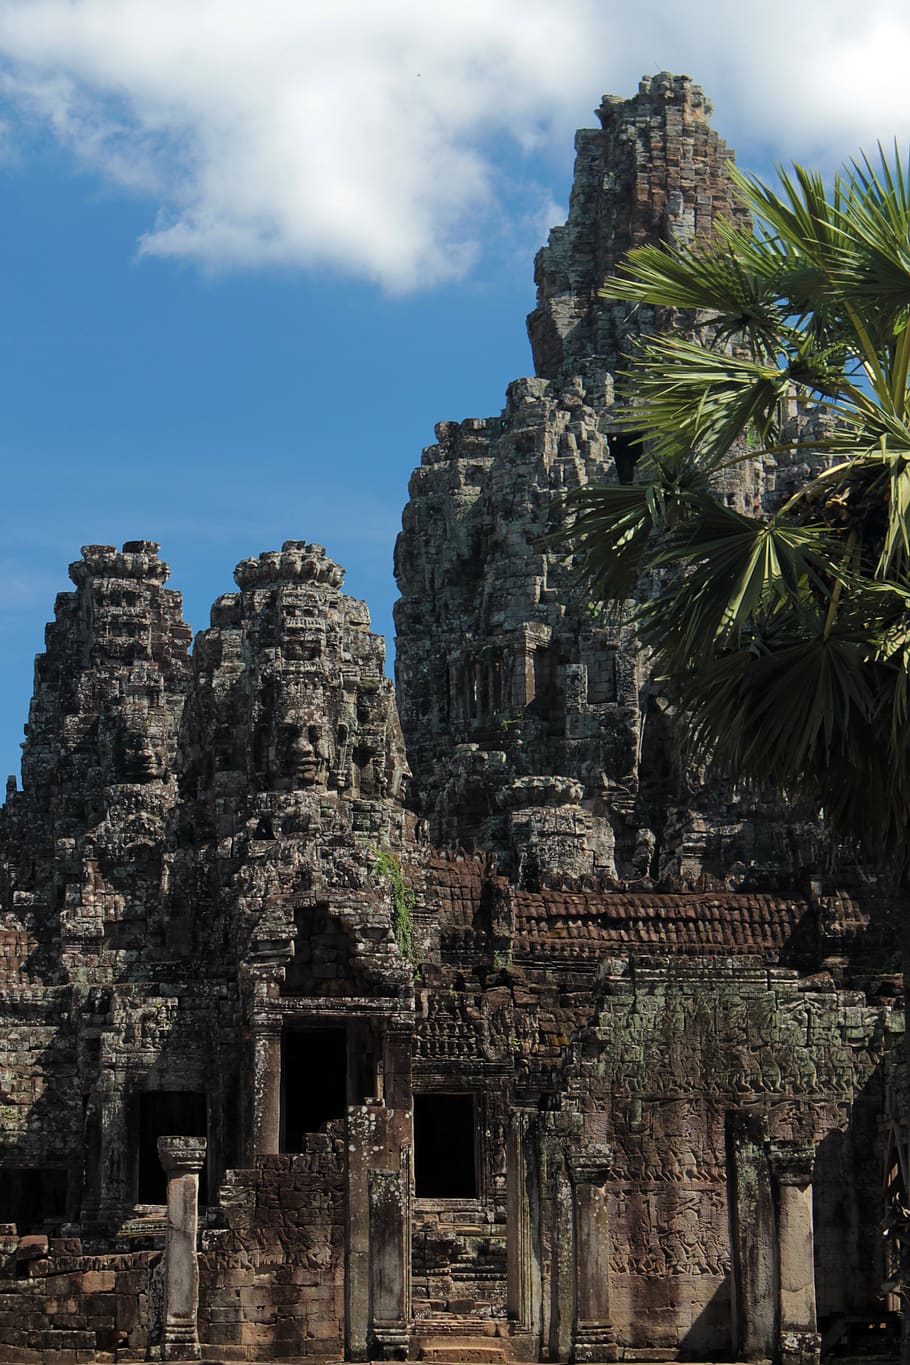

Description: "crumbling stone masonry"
0 73 904 1365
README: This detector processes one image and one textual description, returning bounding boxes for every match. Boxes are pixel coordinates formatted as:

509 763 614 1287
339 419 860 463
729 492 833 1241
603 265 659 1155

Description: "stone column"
771 1145 820 1365
158 1136 206 1363
78 1088 105 1226
369 1163 410 1358
250 1018 282 1157
506 1113 542 1346
571 1149 617 1363
345 1106 374 1362
381 1022 413 1112
548 1156 575 1363
726 1110 776 1361
95 1086 130 1230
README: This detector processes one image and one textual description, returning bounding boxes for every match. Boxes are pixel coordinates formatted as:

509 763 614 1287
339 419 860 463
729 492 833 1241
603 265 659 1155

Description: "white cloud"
1 0 910 289
0 0 612 289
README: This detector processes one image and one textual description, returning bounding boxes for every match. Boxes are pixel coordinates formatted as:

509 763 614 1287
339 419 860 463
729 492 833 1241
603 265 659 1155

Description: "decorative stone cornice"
157 1135 207 1175
769 1142 815 1187
234 540 345 590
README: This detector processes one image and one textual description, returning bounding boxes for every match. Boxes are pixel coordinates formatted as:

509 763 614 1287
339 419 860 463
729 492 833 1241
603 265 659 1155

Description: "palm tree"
570 150 910 867
567 146 910 1327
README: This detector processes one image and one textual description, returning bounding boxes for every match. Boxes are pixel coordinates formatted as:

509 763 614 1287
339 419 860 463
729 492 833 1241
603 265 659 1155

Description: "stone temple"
0 74 903 1365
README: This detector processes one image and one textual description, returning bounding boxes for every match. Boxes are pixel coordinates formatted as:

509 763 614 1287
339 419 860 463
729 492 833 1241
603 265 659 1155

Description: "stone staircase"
419 1346 509 1365
413 1314 511 1365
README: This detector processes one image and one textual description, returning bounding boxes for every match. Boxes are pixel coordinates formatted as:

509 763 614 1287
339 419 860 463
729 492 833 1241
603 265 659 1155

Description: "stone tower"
1 540 192 978
170 539 413 986
394 74 817 889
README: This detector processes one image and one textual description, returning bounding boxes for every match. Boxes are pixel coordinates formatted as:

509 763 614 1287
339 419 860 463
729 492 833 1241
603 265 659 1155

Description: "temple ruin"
0 74 903 1365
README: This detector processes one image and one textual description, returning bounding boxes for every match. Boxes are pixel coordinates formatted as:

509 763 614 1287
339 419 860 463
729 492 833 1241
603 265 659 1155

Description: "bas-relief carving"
584 979 882 1112
608 1188 729 1278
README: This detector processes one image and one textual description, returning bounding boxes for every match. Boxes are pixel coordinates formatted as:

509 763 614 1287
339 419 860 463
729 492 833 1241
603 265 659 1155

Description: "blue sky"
2 0 910 782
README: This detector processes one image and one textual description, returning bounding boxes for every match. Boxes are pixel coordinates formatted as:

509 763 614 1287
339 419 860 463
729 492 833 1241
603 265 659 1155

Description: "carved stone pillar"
548 1156 575 1363
94 1084 129 1230
369 1164 410 1357
345 1106 373 1362
570 1149 617 1363
727 1110 776 1361
78 1088 105 1226
506 1112 542 1347
381 1022 413 1111
250 1017 282 1157
158 1136 206 1363
771 1145 820 1365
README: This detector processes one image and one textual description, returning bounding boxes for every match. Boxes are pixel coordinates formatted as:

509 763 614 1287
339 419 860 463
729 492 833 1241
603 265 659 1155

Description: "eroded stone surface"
394 77 828 895
0 77 903 1365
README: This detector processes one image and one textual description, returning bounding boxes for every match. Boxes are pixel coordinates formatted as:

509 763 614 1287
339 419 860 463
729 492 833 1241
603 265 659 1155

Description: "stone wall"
199 1143 346 1360
0 1239 157 1362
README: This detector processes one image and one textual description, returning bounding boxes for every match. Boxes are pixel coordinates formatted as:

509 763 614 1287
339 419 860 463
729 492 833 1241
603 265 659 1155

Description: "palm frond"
635 509 840 664
613 335 791 469
563 484 659 602
603 234 789 355
569 143 910 863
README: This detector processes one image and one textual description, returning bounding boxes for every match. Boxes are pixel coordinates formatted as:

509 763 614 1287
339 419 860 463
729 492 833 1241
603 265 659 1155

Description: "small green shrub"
373 849 416 963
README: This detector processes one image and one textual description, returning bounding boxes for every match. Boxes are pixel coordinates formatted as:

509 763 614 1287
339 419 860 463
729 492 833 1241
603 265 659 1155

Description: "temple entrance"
414 1092 478 1197
281 1026 347 1151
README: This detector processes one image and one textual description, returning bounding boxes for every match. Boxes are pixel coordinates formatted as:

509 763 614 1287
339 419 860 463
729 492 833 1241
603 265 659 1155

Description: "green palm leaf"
573 142 910 864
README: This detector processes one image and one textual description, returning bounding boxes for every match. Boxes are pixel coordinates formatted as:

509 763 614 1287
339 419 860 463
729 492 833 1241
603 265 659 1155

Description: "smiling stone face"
271 708 328 791
115 717 166 784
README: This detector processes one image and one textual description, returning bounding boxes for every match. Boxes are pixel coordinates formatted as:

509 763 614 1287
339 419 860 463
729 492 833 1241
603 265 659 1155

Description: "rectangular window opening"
0 1168 68 1234
282 1027 347 1151
414 1093 478 1198
609 429 645 485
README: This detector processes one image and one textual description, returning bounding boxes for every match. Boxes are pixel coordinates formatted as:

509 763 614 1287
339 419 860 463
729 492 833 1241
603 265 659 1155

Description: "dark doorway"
0 1168 68 1234
282 1027 347 1151
135 1091 207 1205
414 1093 478 1198
608 430 644 484
530 647 557 720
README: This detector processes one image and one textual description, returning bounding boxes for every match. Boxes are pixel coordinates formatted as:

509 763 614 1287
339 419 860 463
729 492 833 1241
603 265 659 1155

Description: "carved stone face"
120 728 162 783
272 710 328 790
99 712 165 784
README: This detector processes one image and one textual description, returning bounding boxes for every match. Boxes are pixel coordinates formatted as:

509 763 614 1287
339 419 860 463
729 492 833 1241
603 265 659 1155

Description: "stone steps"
414 1316 497 1336
418 1346 508 1365
414 1317 511 1365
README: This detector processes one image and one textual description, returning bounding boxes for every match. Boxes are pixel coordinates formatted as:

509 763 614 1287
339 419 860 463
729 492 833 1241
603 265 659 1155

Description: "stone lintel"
253 996 414 1024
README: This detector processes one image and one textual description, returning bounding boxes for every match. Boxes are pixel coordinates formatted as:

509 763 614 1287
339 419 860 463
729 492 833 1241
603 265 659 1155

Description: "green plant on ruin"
372 849 416 963
479 708 521 734
569 148 910 868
